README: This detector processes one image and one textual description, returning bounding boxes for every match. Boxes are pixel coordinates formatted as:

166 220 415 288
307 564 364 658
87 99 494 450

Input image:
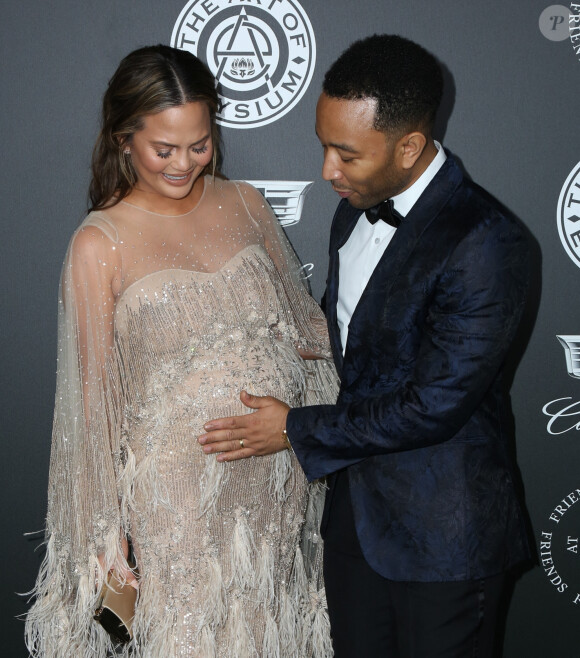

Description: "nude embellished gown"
25 176 338 657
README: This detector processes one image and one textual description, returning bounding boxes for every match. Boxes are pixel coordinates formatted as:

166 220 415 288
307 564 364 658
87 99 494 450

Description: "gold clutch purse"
94 568 138 644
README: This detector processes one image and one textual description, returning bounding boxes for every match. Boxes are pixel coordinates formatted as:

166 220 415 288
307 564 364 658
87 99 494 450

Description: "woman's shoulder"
83 209 118 236
204 176 274 228
70 210 119 254
207 175 262 201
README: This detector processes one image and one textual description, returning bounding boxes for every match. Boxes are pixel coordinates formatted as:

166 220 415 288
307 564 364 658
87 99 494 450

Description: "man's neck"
406 139 438 190
391 140 446 217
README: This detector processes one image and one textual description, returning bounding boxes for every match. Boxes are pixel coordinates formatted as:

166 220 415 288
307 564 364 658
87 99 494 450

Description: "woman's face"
125 102 213 213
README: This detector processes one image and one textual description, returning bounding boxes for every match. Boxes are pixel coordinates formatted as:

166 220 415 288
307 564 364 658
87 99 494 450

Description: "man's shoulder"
435 158 521 233
454 177 522 234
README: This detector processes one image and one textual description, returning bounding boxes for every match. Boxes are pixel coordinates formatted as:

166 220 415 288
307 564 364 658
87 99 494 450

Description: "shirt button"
374 237 380 244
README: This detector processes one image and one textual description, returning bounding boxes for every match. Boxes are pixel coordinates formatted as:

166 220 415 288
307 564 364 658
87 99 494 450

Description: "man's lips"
332 186 352 198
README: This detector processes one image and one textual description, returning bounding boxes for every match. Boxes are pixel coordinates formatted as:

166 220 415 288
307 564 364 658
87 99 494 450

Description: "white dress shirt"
337 142 447 353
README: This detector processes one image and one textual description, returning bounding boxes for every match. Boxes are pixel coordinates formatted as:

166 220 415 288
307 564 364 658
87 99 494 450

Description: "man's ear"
398 132 427 170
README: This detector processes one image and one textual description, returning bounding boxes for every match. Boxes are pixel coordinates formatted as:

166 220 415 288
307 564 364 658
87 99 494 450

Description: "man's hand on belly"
198 390 290 461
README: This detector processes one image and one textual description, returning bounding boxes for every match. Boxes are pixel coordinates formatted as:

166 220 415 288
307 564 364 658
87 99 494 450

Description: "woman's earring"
119 148 136 186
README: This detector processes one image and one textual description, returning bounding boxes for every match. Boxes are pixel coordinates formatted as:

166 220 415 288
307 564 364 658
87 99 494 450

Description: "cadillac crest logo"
246 180 312 226
541 335 580 435
171 0 316 129
557 160 580 267
557 335 580 379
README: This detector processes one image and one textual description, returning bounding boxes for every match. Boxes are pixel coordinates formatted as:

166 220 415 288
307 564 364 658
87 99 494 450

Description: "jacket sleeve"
286 211 529 481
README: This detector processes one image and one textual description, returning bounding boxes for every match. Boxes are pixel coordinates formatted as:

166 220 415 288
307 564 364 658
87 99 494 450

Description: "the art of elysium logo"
557 161 580 267
171 0 316 129
539 488 580 606
539 339 580 605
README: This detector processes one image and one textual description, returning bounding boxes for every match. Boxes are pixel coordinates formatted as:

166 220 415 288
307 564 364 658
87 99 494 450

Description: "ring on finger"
239 439 244 449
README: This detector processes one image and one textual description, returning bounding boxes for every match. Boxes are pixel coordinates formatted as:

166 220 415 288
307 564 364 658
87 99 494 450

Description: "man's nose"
321 154 340 182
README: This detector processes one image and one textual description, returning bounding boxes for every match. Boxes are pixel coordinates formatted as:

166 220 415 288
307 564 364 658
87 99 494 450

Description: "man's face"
315 93 410 209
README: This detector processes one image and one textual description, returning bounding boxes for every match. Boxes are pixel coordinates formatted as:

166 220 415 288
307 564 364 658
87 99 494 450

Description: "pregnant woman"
25 45 337 658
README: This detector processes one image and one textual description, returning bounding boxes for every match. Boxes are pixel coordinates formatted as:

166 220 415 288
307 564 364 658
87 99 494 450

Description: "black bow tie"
365 200 402 228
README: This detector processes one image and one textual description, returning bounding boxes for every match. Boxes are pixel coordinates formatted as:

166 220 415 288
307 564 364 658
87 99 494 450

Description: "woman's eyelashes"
156 145 208 159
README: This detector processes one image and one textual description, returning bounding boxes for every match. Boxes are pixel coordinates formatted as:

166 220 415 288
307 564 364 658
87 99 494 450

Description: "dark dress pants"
322 470 506 658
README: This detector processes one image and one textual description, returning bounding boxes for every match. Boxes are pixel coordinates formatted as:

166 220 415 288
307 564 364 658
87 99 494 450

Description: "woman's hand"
97 536 139 589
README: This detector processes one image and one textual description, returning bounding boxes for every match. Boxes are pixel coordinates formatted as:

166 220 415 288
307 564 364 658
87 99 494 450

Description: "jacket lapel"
343 155 464 366
326 200 361 376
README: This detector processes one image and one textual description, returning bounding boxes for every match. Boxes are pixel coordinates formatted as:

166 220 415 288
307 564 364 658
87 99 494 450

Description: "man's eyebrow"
329 141 358 154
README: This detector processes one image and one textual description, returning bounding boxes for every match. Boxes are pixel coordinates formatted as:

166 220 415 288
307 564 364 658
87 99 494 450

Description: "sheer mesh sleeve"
234 181 332 359
234 181 338 594
26 216 130 657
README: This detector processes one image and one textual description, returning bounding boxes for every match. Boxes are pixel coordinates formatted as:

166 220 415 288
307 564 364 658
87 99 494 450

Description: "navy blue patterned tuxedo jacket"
287 154 531 582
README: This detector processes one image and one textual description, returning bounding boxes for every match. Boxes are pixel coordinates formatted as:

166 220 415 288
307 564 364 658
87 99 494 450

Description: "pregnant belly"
125 339 304 458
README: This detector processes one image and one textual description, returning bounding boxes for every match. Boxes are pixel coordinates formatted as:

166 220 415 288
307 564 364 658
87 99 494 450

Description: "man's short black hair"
323 34 443 135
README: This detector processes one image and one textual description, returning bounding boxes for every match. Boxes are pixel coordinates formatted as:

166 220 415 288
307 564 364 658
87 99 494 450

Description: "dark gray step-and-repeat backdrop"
2 1 579 655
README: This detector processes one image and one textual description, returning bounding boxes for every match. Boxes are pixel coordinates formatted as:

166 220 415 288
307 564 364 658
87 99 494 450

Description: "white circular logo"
557 160 580 268
539 5 571 41
539 488 580 605
171 0 316 129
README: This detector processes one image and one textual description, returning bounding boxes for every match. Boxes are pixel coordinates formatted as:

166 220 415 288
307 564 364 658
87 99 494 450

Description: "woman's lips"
162 171 193 185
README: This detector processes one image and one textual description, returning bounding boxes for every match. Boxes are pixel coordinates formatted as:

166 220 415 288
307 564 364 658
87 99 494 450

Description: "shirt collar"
391 141 447 218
